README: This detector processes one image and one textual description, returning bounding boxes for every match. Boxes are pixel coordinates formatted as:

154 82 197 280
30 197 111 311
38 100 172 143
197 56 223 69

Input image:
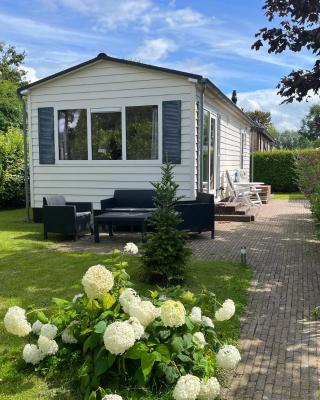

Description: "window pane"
58 109 87 160
126 105 158 160
91 112 122 160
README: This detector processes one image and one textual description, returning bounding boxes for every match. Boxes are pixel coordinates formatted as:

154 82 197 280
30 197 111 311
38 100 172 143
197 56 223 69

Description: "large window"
91 111 122 160
56 105 159 162
126 105 158 160
58 109 87 160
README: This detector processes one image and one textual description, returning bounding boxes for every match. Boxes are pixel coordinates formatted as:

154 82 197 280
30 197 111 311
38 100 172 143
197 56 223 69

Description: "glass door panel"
202 110 210 192
210 117 216 191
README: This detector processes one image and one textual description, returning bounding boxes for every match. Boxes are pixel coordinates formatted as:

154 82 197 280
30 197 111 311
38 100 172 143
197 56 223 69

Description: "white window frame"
54 102 162 165
202 107 218 195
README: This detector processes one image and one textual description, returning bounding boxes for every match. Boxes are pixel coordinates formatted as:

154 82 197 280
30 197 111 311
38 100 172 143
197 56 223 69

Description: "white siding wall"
203 91 251 200
28 60 197 209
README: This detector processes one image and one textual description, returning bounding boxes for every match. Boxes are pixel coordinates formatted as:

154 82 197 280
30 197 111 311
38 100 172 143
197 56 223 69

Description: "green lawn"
0 209 252 400
272 192 305 200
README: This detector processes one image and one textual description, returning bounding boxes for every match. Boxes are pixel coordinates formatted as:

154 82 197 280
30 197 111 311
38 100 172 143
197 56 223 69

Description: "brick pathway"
190 199 320 400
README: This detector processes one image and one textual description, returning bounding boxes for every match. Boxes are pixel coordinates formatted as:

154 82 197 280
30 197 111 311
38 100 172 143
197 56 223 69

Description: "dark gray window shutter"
38 107 55 164
162 100 181 164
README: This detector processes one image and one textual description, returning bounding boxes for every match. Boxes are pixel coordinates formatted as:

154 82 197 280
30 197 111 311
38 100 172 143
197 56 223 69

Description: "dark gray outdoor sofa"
100 189 215 238
43 195 93 240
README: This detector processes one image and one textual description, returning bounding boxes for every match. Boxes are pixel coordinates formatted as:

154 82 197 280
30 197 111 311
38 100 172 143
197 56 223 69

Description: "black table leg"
108 223 114 237
94 221 100 243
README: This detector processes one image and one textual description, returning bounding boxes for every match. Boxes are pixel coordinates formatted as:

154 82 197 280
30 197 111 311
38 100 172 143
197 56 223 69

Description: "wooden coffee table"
94 211 151 242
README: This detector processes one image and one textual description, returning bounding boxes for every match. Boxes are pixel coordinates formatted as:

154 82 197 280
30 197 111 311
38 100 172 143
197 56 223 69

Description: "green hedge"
0 128 25 208
253 150 299 192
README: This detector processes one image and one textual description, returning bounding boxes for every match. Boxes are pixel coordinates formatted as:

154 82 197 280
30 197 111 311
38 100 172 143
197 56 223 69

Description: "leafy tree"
0 80 22 131
252 0 320 103
0 128 25 208
142 162 191 284
0 41 26 84
300 104 320 142
275 129 310 149
245 110 272 128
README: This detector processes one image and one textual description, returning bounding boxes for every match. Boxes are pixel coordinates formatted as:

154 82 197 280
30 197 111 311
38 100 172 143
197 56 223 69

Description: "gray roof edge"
17 53 202 94
204 79 254 126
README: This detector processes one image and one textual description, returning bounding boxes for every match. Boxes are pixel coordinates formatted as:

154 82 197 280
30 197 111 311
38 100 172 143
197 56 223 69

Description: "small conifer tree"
142 162 191 284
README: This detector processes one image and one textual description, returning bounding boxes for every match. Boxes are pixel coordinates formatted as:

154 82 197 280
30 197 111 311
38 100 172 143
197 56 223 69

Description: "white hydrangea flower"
189 306 202 323
22 344 44 365
38 335 59 356
202 316 214 329
102 395 123 400
82 265 114 300
215 299 235 321
40 323 57 339
103 321 135 355
61 327 77 344
119 288 141 314
216 345 241 369
4 306 31 337
173 374 201 400
192 332 206 349
31 320 43 335
124 242 138 254
198 377 221 400
128 300 157 327
72 293 84 303
127 317 145 340
161 300 186 328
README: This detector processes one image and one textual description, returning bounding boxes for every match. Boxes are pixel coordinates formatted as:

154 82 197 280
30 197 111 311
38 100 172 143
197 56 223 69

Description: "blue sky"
0 0 318 130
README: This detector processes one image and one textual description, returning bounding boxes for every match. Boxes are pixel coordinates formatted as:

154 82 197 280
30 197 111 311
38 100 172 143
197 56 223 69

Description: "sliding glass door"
202 110 216 193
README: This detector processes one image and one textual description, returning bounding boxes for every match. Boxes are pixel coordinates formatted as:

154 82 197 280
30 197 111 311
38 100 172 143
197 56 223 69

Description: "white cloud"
0 13 104 44
41 0 153 30
23 66 39 83
237 88 319 131
134 38 176 63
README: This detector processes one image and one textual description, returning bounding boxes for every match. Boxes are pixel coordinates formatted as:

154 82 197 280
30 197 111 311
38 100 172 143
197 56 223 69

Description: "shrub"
3 245 240 400
142 162 191 284
253 150 299 192
0 128 25 208
296 149 320 221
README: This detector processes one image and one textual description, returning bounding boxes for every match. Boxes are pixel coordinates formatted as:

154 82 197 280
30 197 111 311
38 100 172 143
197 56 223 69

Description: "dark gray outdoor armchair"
43 195 93 240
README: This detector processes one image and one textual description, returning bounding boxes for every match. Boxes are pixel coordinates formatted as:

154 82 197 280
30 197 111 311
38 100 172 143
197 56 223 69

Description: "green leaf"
183 333 193 349
149 290 159 299
177 353 192 363
52 297 70 307
158 329 171 341
155 344 170 363
185 317 194 331
160 364 179 385
119 271 130 280
125 342 148 360
83 333 100 354
88 392 96 400
171 336 184 354
141 352 157 379
94 321 107 334
35 311 48 324
102 293 116 310
94 349 116 376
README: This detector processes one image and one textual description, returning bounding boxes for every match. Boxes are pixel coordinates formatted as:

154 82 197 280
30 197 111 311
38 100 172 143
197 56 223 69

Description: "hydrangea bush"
4 244 240 400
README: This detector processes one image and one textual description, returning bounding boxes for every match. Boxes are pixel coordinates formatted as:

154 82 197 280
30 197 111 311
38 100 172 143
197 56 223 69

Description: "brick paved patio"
53 199 320 399
190 199 320 400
